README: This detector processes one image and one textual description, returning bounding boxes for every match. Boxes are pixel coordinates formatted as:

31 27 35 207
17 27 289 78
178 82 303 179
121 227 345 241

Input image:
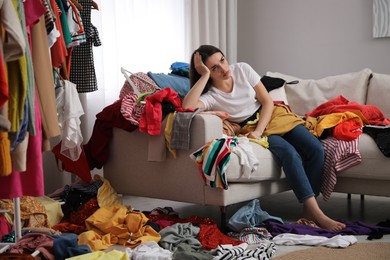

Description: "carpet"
273 242 390 260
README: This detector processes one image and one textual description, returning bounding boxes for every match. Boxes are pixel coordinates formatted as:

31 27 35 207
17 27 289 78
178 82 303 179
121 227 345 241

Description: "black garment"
363 126 390 157
69 0 101 93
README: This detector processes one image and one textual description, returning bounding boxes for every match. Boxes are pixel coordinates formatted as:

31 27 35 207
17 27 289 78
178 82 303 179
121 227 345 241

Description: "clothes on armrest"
84 100 138 170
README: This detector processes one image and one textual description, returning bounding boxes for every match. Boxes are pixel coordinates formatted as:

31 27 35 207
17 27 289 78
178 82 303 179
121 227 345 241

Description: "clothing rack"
0 197 22 252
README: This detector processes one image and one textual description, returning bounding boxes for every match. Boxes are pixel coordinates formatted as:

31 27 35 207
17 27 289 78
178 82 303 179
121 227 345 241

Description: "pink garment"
320 136 362 201
0 214 12 238
23 0 45 28
119 72 158 99
9 233 55 260
0 91 44 199
120 92 145 126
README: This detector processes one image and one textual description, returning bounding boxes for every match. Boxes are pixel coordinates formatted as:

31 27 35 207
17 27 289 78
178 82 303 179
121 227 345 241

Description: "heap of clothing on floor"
1 176 390 260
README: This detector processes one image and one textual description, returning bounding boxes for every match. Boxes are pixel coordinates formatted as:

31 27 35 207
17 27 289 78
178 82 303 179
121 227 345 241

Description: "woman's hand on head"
194 52 210 76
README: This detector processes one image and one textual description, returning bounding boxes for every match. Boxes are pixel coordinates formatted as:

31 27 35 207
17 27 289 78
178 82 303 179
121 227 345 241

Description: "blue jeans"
268 124 324 202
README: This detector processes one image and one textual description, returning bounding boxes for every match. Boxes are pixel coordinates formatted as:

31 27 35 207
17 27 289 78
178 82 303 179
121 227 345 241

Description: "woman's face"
205 52 230 81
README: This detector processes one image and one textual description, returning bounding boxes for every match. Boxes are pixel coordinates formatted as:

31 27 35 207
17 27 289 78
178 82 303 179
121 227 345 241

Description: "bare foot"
302 197 346 231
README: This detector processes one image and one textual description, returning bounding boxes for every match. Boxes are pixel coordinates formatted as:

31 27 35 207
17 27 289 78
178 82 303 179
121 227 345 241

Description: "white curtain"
185 0 237 63
85 0 237 144
373 0 390 38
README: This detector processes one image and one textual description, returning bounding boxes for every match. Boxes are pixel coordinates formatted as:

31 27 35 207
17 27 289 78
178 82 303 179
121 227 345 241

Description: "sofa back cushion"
266 68 372 116
366 72 390 118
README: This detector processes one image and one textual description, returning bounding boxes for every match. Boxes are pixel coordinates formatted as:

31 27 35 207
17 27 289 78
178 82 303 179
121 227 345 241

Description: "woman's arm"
247 81 274 139
182 52 208 109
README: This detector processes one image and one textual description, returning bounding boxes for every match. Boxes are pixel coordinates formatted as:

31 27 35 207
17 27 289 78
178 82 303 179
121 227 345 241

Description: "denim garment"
227 199 283 233
268 124 325 202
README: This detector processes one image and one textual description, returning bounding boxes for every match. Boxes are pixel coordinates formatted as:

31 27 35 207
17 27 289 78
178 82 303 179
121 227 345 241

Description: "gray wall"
237 0 390 79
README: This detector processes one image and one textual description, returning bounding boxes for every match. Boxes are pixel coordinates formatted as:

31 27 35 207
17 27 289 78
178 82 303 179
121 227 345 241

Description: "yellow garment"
0 196 49 228
263 104 305 136
77 230 118 251
240 104 305 137
79 205 160 251
95 175 122 208
164 112 177 159
124 211 161 248
248 136 269 148
0 132 12 176
304 112 364 138
66 249 129 260
7 0 29 133
7 59 27 132
223 119 241 136
35 196 64 227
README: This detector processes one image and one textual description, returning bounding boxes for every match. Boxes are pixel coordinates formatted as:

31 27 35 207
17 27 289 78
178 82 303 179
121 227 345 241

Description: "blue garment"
9 100 29 151
227 199 283 232
170 61 189 71
267 124 324 202
53 233 91 259
147 72 190 97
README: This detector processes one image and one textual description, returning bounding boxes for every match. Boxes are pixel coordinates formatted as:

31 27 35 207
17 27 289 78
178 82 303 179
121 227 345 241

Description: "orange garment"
333 119 363 141
49 0 67 68
198 223 243 250
305 111 364 139
0 131 12 176
305 95 390 126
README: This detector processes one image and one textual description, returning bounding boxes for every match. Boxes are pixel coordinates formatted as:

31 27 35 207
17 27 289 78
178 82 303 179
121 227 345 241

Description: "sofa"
103 68 390 228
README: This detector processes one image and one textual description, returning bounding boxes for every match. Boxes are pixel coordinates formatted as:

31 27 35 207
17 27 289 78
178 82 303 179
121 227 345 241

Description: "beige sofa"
103 68 390 226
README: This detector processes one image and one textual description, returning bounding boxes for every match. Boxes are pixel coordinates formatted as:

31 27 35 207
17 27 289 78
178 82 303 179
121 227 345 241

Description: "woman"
182 45 346 231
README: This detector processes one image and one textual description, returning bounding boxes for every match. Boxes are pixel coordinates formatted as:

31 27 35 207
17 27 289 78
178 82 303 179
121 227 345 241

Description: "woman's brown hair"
189 45 225 94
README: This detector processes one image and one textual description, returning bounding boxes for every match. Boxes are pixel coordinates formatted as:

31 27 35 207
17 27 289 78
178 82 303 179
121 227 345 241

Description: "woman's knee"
269 137 301 164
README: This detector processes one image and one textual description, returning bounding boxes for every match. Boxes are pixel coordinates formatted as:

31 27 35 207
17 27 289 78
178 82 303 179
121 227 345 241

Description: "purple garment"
264 219 390 238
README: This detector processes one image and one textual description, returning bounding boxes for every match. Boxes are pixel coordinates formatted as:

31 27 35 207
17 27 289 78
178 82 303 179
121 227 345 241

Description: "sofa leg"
347 193 351 199
361 194 365 200
219 206 227 233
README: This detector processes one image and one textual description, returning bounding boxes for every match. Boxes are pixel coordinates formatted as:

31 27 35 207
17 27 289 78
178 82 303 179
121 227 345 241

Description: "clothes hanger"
121 67 141 96
69 0 83 10
92 1 99 10
120 67 160 90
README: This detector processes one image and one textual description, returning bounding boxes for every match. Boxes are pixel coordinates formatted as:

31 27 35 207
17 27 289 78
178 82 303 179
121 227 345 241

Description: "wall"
237 0 390 79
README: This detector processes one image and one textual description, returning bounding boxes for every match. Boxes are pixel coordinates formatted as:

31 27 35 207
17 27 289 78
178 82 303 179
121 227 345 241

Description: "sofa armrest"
190 113 224 149
103 113 224 204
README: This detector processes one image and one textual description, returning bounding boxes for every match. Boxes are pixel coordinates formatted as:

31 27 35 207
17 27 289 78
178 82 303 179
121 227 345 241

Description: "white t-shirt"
199 62 262 123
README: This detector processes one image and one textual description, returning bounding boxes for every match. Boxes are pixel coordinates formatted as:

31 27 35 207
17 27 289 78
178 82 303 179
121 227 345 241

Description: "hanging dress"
69 0 101 93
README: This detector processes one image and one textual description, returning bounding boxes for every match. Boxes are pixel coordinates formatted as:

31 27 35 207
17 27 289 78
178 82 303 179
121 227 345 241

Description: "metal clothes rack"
0 197 22 252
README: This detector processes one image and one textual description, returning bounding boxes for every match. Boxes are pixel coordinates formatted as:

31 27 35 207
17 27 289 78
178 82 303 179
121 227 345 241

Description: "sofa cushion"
337 133 390 180
266 69 372 116
226 142 285 182
265 73 289 104
366 72 390 118
269 85 289 105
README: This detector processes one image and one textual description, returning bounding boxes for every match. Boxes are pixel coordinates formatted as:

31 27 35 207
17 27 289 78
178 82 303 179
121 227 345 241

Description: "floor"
120 191 390 258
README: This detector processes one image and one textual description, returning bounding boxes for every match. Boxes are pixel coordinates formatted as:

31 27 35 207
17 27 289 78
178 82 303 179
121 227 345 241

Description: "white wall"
237 0 390 79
